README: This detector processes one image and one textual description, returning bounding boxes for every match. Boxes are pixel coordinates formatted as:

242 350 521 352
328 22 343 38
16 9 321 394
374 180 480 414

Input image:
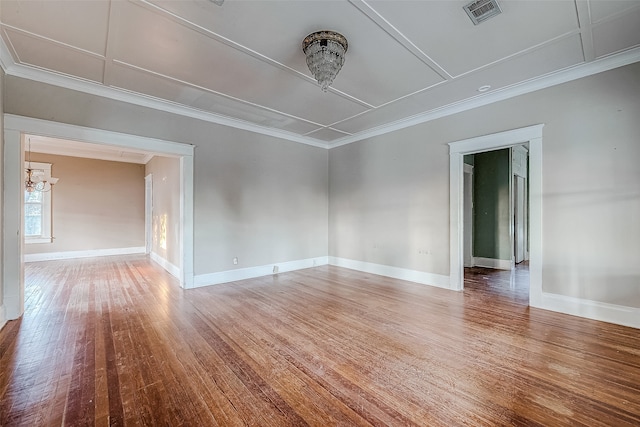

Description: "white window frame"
24 161 53 244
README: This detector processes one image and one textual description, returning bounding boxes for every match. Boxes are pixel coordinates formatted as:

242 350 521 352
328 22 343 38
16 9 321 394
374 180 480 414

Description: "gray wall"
24 153 145 254
330 62 640 307
5 76 329 277
145 156 181 267
329 125 450 276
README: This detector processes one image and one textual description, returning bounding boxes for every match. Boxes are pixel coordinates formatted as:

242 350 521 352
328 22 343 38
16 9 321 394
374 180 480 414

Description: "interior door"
463 166 474 267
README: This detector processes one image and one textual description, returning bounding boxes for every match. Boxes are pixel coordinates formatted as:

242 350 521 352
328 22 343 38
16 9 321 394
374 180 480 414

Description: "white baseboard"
540 292 640 329
473 257 512 270
329 257 451 290
193 256 329 288
150 251 181 280
24 246 146 262
0 304 6 331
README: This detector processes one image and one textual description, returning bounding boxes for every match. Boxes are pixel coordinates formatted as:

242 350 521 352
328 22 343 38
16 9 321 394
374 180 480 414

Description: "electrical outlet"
233 257 238 265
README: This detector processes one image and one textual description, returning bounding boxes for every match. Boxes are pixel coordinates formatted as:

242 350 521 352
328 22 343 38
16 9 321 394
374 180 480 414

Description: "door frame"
448 124 543 307
3 115 195 321
463 163 474 267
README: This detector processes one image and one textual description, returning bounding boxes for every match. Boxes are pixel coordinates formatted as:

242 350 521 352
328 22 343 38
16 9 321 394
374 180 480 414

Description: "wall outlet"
273 265 279 274
233 257 238 265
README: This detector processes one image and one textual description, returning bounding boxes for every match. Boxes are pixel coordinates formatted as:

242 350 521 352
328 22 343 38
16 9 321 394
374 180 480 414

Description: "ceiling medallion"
302 30 348 92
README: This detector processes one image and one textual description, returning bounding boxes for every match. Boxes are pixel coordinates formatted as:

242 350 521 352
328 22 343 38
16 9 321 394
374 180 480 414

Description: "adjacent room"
1 0 639 425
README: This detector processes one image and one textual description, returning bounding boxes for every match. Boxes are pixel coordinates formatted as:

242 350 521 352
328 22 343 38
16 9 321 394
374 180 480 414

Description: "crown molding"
329 46 640 148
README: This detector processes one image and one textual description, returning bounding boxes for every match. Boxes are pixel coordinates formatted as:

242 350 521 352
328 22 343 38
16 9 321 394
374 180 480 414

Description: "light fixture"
25 138 58 193
302 30 348 92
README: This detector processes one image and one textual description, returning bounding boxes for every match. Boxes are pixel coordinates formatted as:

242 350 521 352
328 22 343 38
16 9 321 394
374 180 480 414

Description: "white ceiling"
1 0 640 148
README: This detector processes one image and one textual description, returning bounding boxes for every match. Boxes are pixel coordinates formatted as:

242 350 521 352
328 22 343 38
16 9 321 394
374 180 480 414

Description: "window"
24 161 53 244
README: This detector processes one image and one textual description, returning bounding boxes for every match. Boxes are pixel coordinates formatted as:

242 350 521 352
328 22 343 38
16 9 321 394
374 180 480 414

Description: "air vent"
463 0 502 25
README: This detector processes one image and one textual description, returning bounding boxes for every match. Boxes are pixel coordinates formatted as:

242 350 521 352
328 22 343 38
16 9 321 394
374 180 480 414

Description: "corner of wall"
150 251 181 282
0 304 6 331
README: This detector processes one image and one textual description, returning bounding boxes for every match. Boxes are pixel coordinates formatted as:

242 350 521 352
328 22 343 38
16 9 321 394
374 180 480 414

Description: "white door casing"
449 124 543 308
3 115 195 321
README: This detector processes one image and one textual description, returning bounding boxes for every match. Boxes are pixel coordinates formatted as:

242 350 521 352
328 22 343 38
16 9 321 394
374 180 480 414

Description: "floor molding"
193 256 329 288
329 257 451 290
540 292 640 329
473 257 513 270
24 247 145 263
150 251 181 281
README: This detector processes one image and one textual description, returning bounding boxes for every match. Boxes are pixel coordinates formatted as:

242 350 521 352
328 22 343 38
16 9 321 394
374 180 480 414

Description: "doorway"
448 124 543 308
3 115 195 322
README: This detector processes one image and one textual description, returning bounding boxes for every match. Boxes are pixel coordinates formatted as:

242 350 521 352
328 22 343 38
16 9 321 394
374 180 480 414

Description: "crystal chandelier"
302 30 348 92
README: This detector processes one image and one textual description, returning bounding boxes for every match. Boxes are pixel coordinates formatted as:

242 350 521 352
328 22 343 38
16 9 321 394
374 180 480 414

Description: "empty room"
1 0 639 425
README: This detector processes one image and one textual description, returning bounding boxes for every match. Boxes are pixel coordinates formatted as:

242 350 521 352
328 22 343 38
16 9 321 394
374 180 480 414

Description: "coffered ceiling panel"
1 0 639 146
592 6 640 58
3 28 105 83
1 0 109 55
589 0 640 24
367 0 580 77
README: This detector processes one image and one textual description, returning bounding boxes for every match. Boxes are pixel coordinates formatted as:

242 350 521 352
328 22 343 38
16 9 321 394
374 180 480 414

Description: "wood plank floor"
1 256 639 426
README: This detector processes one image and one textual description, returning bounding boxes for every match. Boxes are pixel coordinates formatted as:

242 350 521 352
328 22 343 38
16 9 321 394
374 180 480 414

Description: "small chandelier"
25 138 58 193
302 30 348 92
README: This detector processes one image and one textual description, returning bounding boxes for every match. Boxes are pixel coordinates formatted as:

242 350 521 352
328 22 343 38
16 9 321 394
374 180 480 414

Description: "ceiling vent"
463 0 502 25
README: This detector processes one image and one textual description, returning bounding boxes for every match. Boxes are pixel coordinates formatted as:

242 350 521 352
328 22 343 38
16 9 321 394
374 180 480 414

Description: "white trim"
3 116 195 321
5 115 194 156
193 256 329 288
329 257 450 290
24 247 145 262
3 129 25 320
472 257 512 270
449 125 544 304
150 251 181 280
24 237 52 244
179 155 194 288
540 292 640 330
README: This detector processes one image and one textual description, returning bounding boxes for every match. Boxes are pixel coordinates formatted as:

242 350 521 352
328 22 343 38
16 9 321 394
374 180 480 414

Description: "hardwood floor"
1 256 639 426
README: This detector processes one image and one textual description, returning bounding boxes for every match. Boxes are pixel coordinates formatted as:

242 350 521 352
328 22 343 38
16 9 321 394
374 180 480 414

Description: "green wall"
473 149 511 260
